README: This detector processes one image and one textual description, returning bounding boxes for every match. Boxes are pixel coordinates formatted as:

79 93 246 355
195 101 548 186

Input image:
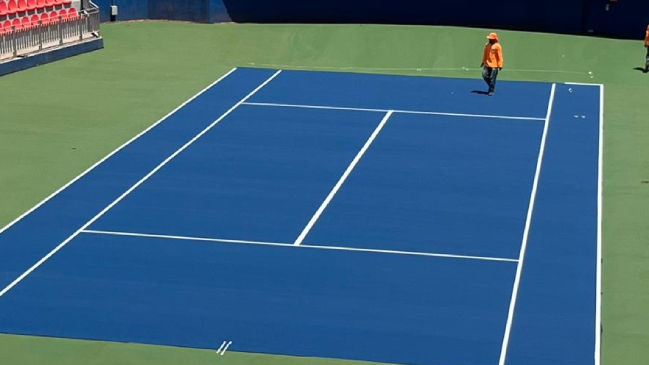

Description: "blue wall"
93 0 230 23
149 0 208 22
583 0 649 39
93 0 649 40
207 0 231 23
222 0 586 34
94 0 148 22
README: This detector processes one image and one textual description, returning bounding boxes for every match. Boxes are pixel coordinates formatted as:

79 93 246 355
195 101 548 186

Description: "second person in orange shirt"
644 24 649 73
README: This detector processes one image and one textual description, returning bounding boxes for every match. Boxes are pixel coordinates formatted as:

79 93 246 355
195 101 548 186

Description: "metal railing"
0 8 100 62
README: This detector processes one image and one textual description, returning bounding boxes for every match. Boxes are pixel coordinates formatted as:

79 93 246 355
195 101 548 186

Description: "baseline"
247 68 553 118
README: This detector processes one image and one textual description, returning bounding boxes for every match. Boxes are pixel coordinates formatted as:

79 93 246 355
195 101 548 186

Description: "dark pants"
482 66 499 93
646 46 649 66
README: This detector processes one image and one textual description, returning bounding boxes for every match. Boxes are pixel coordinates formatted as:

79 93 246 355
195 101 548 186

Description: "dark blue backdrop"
93 0 148 22
225 0 586 34
92 0 648 40
92 0 231 23
583 0 649 39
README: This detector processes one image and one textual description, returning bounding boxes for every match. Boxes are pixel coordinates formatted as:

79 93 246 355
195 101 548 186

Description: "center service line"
293 110 394 246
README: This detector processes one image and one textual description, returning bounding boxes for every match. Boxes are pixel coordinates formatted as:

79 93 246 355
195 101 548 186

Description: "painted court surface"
0 68 601 365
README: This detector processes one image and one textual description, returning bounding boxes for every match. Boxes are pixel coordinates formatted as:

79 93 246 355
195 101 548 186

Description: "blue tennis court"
0 68 602 365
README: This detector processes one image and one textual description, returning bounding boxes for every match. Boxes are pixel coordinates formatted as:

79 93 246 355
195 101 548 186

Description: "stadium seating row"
0 0 71 17
0 7 76 33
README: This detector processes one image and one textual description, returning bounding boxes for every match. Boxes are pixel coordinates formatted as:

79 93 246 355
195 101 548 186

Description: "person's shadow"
471 90 490 95
633 67 648 73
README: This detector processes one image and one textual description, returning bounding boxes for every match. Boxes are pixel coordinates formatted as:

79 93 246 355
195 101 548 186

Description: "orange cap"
487 33 498 40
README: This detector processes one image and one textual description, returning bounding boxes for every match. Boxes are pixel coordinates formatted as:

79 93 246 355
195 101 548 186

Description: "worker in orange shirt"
481 33 504 96
644 24 649 73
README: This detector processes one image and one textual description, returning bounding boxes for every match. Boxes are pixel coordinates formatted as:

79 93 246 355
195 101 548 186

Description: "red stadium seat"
63 0 70 3
21 16 31 29
0 21 7 35
12 17 22 30
2 20 11 32
0 1 8 16
54 0 63 4
27 0 37 10
17 0 27 12
30 14 40 26
7 0 18 14
40 12 50 24
44 0 54 6
67 7 76 19
37 0 45 8
49 10 57 21
58 8 66 19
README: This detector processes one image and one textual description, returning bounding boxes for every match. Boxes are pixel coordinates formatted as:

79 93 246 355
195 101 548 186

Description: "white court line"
498 83 556 365
216 341 226 354
242 102 546 121
81 229 519 263
595 84 604 365
244 62 592 76
565 82 604 87
245 101 385 114
293 110 394 245
0 67 238 237
221 341 232 356
0 70 283 300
